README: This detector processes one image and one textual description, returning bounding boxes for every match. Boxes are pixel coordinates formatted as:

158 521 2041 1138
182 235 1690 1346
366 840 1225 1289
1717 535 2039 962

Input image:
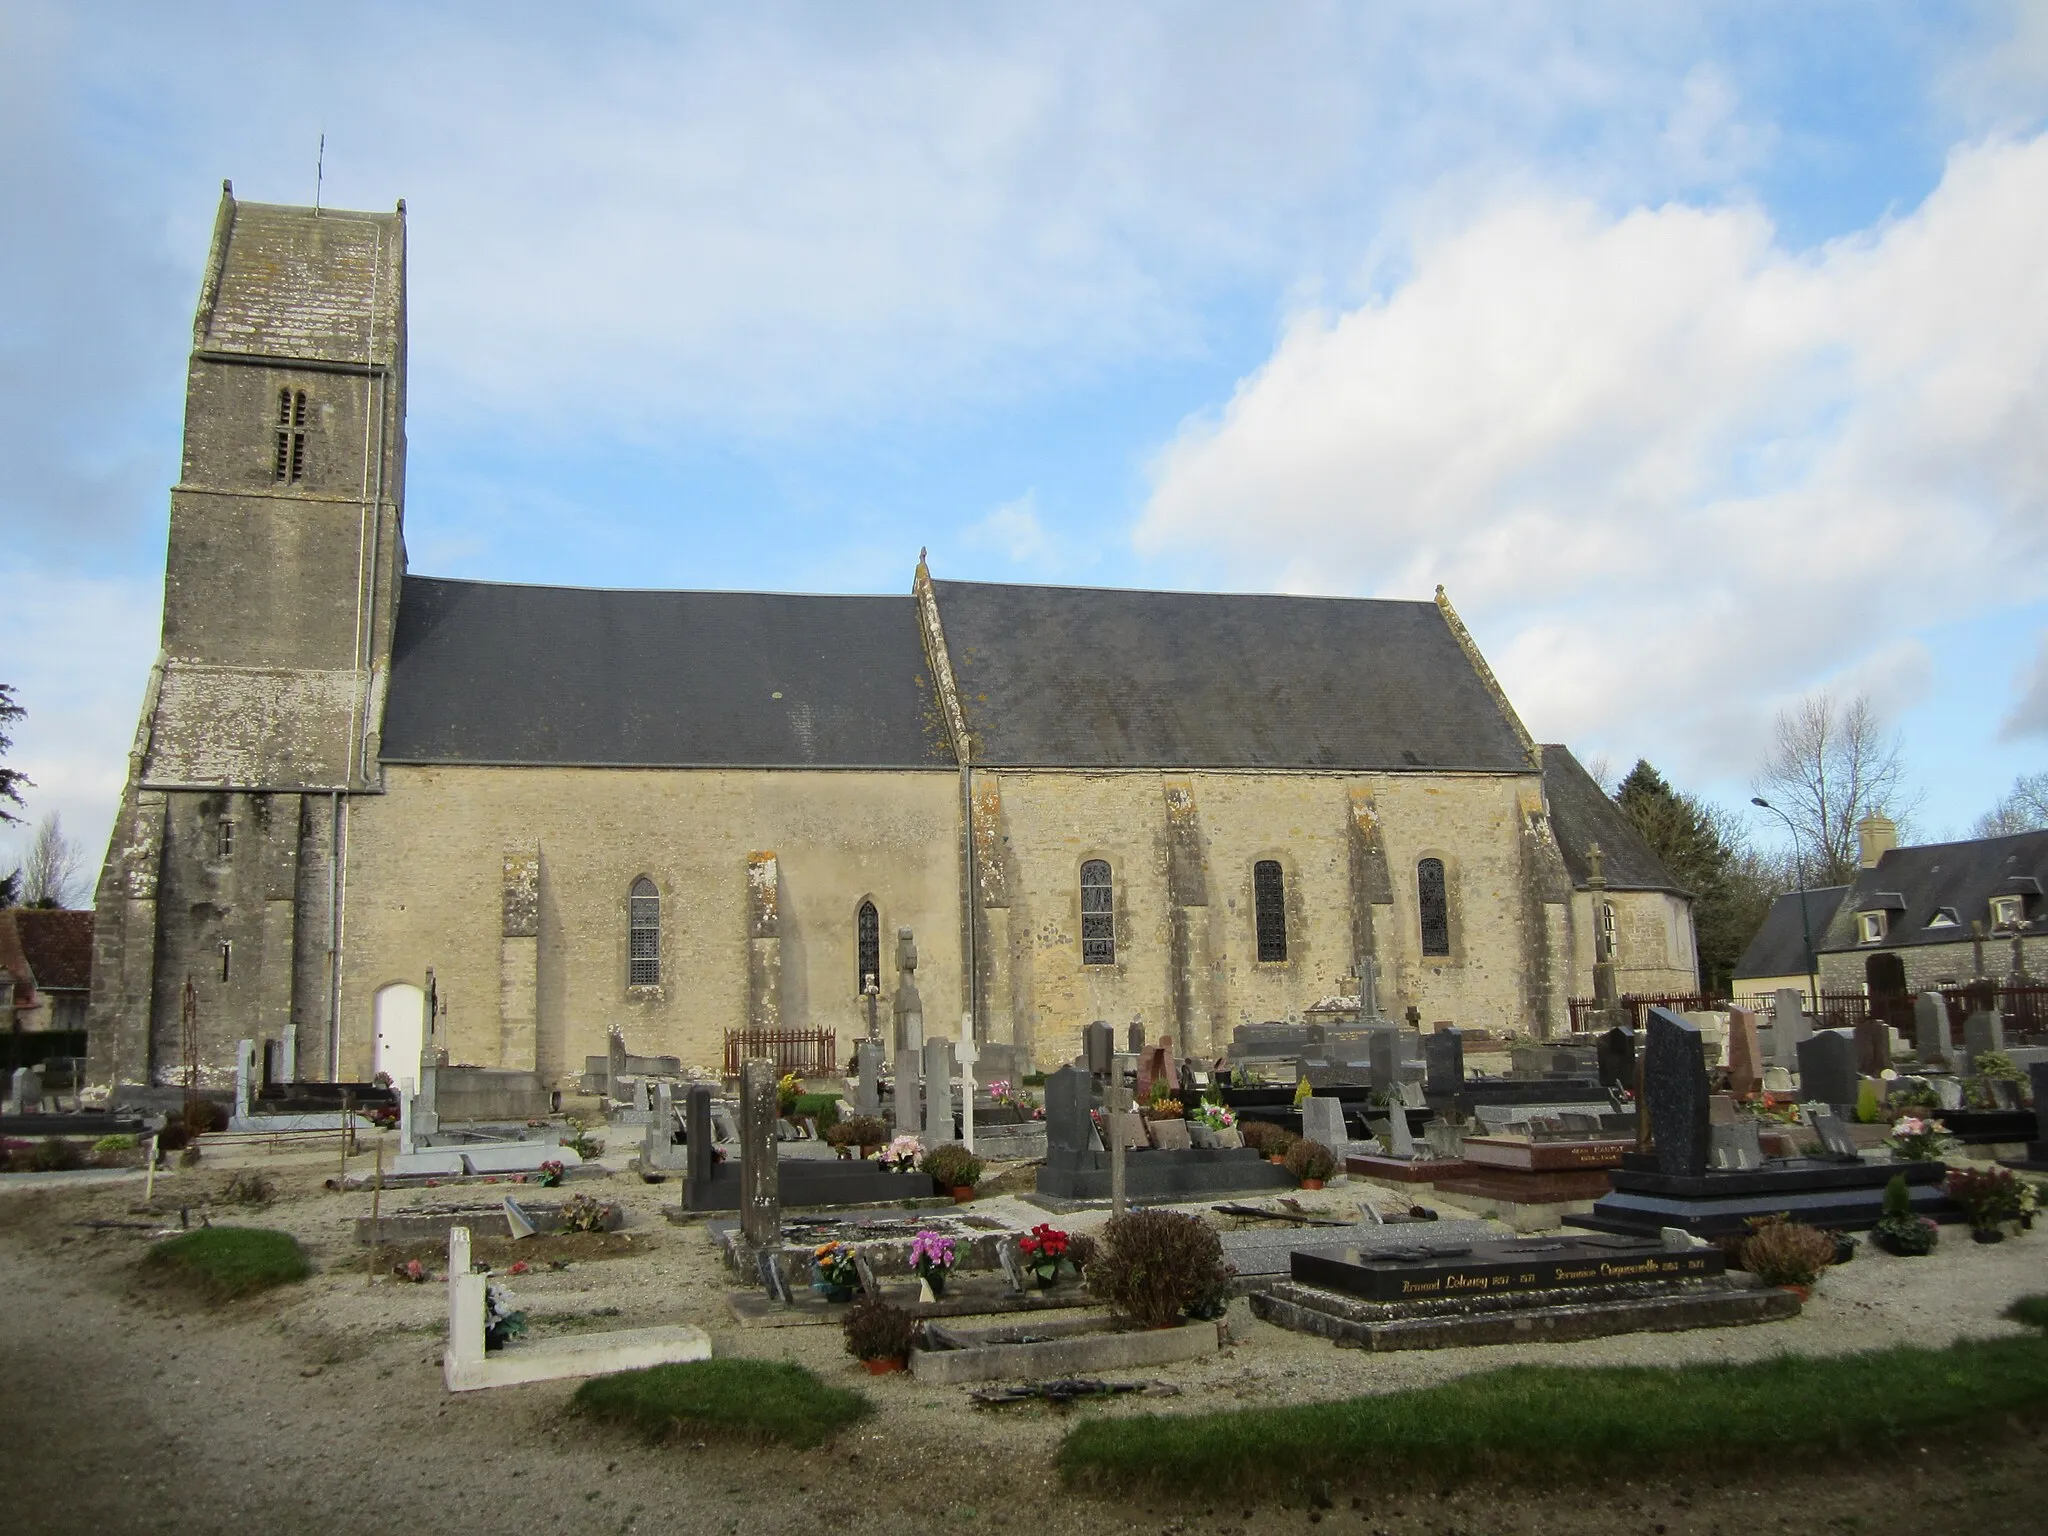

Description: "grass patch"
2007 1294 2048 1330
573 1359 871 1449
139 1227 312 1301
1058 1335 2048 1494
791 1092 842 1130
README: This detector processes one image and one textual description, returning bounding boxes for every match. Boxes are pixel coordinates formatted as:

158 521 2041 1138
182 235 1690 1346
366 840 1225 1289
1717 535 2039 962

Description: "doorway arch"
373 982 426 1080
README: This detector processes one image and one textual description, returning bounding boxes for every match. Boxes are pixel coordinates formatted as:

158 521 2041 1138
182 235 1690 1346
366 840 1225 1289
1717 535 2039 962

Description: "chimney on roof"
1857 814 1897 870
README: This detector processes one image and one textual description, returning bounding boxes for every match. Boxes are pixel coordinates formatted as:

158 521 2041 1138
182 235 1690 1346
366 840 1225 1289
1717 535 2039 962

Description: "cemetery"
3 987 2048 1532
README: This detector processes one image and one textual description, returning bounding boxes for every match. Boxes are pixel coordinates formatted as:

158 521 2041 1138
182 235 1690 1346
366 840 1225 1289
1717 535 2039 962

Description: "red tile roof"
8 908 95 992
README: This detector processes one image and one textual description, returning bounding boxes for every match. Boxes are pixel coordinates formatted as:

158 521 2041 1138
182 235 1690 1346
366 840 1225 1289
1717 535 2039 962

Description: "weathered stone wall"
1568 888 1700 999
335 766 965 1084
1818 934 2046 993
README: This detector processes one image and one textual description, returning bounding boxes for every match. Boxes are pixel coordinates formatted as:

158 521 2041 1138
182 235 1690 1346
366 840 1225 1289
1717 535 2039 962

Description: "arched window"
273 388 308 484
1080 859 1115 965
856 900 880 993
628 877 660 986
1599 900 1617 959
1417 858 1450 957
1253 860 1287 962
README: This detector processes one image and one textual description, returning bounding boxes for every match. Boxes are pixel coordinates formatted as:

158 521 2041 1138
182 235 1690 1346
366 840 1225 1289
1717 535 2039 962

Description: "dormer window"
1924 907 1958 930
1858 911 1888 944
273 388 308 484
1990 895 2024 929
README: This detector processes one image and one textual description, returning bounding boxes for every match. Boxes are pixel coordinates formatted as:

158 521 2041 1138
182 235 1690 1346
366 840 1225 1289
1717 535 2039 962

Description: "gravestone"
1148 1117 1192 1151
1963 1009 2005 1070
1709 1120 1764 1171
893 1041 922 1138
892 928 924 1061
1424 1028 1464 1097
1596 1026 1636 1091
1127 1020 1146 1055
1136 1038 1175 1103
737 1060 780 1247
1796 1030 1858 1111
1376 1105 1416 1160
1644 1007 1711 1179
1105 1110 1148 1150
922 1038 955 1145
1933 1075 1964 1110
1368 1029 1401 1095
854 1043 882 1117
1725 1009 1762 1098
1853 1016 1892 1076
1083 1021 1115 1077
1042 1065 1091 1156
607 1028 628 1098
1300 1094 1350 1151
1811 1111 1860 1161
1708 1093 1739 1125
1772 988 1811 1068
1914 992 1952 1069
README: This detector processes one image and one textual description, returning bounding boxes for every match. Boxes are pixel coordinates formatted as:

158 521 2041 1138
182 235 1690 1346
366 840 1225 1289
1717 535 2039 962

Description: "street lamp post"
1752 797 1818 1010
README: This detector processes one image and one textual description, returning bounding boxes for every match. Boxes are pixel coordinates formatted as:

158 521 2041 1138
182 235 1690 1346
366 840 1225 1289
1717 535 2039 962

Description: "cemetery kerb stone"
1644 1007 1711 1178
1796 1030 1859 1112
1425 1028 1464 1097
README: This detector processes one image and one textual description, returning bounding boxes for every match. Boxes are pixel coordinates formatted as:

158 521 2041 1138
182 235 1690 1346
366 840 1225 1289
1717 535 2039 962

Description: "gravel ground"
1 1132 2044 1536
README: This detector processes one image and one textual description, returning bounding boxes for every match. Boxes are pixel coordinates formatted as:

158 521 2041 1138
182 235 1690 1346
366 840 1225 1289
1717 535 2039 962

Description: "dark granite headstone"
1797 1030 1858 1110
1644 1007 1711 1178
1368 1029 1401 1095
1425 1028 1464 1096
1043 1065 1092 1157
684 1084 715 1191
1127 1020 1147 1055
1811 1111 1860 1161
1083 1022 1115 1077
1596 1026 1636 1091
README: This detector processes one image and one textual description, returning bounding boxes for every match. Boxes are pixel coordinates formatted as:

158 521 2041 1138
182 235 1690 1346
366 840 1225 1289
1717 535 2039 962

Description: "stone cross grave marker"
1725 1008 1762 1099
1645 1007 1711 1178
737 1059 781 1248
922 1038 955 1145
892 928 924 1062
1424 1028 1464 1097
1796 1030 1858 1111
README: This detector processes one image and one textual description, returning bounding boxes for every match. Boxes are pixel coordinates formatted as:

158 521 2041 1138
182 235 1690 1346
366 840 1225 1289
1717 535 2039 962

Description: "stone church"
87 187 1698 1092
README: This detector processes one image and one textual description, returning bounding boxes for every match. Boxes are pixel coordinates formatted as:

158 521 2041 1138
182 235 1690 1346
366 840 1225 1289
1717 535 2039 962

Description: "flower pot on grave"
952 1185 975 1203
1269 1155 1287 1165
1971 1228 2006 1245
917 1270 948 1301
1300 1179 1324 1191
861 1356 906 1375
1777 1283 1811 1303
812 1281 856 1304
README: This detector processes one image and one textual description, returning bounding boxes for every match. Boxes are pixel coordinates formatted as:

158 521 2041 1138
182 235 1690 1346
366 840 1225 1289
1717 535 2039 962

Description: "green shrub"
792 1092 842 1131
574 1359 872 1448
1871 1173 1939 1256
1086 1208 1235 1327
140 1227 311 1300
1284 1139 1337 1182
921 1142 983 1190
93 1133 139 1156
1853 1079 1881 1124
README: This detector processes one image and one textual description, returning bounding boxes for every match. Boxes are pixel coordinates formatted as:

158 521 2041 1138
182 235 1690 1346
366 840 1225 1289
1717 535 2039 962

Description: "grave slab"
910 1316 1223 1385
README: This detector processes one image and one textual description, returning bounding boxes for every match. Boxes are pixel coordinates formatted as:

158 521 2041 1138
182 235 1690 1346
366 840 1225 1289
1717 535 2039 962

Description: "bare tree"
1974 770 2048 836
21 811 85 908
1752 691 1915 886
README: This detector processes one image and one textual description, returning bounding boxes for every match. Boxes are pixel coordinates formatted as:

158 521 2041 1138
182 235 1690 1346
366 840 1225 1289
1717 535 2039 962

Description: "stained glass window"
1254 860 1287 962
1418 858 1449 956
629 877 661 986
1081 859 1115 965
857 900 880 992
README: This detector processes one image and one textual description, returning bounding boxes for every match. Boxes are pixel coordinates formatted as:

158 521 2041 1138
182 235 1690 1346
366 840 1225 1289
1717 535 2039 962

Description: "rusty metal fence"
722 1026 838 1079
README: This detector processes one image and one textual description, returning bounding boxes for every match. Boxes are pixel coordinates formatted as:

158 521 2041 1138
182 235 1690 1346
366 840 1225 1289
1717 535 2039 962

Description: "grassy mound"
1059 1335 2048 1493
140 1227 312 1300
574 1359 871 1448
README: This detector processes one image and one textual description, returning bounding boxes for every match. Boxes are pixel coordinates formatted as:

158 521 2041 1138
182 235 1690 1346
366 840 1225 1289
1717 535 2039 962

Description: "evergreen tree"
1614 760 1782 995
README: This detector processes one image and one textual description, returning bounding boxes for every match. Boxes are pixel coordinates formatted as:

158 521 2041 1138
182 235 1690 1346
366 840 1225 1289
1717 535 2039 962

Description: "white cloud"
2005 628 2048 740
962 494 1050 565
1138 133 2048 784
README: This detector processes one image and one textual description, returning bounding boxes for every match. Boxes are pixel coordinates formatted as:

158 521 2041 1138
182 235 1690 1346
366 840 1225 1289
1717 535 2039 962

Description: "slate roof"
0 908 94 1003
930 580 1531 771
1817 830 2048 953
1539 747 1689 894
197 192 404 365
1732 886 1847 981
379 577 952 768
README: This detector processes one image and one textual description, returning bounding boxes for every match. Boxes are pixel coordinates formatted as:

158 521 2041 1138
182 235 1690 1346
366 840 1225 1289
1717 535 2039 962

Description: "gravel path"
0 1138 2043 1536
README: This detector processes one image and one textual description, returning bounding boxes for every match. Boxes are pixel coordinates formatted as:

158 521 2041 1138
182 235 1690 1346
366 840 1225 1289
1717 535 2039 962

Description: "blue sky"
4 1 2047 890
